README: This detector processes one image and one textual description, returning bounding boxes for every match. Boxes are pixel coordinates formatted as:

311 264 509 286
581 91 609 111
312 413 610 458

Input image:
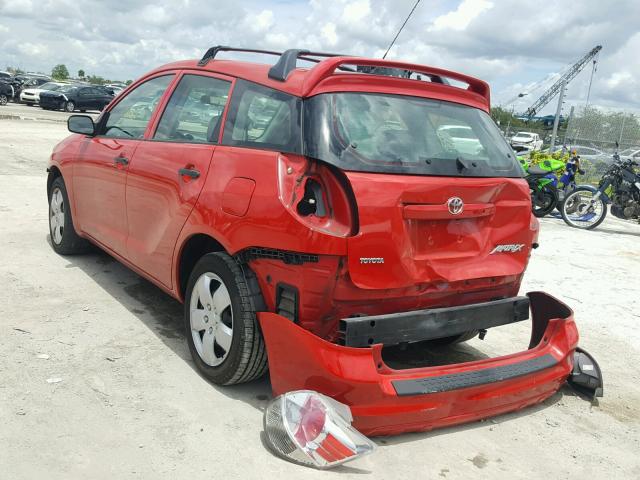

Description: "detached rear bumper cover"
258 291 579 436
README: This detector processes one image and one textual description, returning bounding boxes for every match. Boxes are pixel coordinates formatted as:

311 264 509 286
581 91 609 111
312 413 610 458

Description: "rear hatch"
345 172 531 289
304 91 530 290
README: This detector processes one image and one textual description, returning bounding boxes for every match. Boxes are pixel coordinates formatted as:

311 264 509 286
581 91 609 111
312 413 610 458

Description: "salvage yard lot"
0 116 639 479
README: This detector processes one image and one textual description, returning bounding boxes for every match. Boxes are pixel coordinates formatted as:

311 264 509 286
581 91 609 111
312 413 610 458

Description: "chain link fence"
560 106 640 184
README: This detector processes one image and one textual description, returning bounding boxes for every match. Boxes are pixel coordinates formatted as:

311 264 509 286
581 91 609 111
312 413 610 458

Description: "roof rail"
198 46 283 66
301 57 490 103
197 45 351 79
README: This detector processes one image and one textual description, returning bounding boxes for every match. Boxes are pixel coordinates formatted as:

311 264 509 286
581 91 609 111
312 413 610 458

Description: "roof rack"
197 45 351 80
198 46 282 66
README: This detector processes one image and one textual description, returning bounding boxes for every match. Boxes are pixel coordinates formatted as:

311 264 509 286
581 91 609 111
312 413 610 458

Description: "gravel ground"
0 117 639 479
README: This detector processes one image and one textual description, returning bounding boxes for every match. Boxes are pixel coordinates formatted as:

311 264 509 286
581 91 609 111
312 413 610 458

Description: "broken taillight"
263 390 376 469
277 154 357 237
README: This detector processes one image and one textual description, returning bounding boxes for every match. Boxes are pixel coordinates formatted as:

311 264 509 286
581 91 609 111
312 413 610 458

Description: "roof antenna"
382 0 422 59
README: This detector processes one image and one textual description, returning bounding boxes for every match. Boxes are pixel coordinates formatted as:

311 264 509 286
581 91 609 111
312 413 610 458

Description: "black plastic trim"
339 297 530 347
392 354 558 395
567 347 604 399
235 247 319 266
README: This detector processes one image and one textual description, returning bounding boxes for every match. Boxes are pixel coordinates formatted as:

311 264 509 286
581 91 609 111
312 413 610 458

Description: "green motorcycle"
519 156 565 217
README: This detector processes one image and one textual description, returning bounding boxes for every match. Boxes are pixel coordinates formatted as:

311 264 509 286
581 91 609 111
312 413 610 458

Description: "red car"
47 46 601 436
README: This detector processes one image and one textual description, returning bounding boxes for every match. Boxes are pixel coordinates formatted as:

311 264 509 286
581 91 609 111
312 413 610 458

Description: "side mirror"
68 115 95 135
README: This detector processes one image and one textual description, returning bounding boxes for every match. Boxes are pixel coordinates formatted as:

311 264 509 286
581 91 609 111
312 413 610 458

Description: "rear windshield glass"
304 93 522 177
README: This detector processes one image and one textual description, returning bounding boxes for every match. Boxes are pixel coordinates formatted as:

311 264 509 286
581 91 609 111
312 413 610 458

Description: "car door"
72 74 175 256
76 87 92 110
125 72 232 288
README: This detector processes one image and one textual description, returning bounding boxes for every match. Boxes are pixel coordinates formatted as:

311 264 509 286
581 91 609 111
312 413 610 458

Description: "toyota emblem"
447 197 464 215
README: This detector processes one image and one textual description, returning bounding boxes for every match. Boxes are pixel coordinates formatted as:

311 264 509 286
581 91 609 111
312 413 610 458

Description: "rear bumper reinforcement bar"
339 296 530 347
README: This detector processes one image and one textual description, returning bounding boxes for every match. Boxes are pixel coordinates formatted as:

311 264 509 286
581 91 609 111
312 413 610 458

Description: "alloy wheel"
49 187 65 245
189 272 234 367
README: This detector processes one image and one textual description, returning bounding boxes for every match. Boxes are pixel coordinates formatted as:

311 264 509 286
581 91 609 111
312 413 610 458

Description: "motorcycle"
561 147 640 230
520 156 565 217
556 155 592 214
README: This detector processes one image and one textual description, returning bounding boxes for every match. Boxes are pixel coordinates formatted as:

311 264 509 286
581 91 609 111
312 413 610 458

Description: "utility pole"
550 81 566 151
563 106 575 147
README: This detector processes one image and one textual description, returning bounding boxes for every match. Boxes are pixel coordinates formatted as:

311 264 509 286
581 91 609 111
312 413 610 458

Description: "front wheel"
184 253 267 385
561 187 607 230
531 184 558 218
48 177 90 254
63 101 75 112
0 94 7 106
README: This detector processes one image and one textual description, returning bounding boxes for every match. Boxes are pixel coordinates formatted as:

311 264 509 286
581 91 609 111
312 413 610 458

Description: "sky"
0 0 638 115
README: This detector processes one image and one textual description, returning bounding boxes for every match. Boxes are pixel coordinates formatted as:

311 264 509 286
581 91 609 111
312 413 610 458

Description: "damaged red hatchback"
47 46 602 436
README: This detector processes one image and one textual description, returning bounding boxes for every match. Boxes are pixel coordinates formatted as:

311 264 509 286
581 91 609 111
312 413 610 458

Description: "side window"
222 80 301 153
102 75 174 139
154 74 231 143
79 88 91 96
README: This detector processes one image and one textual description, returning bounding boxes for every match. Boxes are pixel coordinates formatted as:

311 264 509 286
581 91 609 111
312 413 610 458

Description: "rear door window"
154 74 231 143
101 75 174 139
222 79 301 153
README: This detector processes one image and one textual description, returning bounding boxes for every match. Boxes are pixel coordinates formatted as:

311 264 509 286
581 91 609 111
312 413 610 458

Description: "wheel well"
178 234 225 299
47 166 62 198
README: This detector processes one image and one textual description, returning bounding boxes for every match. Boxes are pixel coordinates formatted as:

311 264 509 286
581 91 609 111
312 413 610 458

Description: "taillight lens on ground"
263 390 376 469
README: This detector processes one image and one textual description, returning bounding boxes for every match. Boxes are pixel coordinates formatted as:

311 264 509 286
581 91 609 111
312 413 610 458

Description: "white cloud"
343 0 370 22
321 22 338 46
244 9 275 34
431 0 493 31
0 0 636 112
16 42 48 57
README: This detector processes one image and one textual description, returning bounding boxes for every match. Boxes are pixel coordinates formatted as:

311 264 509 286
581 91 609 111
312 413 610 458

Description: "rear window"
304 93 522 177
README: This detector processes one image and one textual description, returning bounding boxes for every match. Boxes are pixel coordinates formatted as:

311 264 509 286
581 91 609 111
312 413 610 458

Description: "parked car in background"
40 84 114 112
15 76 52 102
0 80 13 105
0 71 12 81
20 81 66 105
105 83 126 96
510 131 543 151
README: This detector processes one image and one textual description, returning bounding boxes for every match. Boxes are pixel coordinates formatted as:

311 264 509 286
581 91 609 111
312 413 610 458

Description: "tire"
531 184 558 218
184 253 267 385
48 177 90 255
561 187 607 230
0 94 7 106
64 101 75 112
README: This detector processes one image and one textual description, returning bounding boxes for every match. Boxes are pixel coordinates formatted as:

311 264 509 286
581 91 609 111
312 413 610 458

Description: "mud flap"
567 347 603 399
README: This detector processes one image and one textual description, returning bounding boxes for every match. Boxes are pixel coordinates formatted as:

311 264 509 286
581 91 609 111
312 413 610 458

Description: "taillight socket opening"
297 178 327 217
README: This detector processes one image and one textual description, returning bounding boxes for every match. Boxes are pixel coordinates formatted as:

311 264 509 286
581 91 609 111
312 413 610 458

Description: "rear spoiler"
301 56 490 103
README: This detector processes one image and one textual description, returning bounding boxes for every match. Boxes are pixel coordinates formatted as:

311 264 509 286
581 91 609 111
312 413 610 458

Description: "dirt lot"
1 113 639 479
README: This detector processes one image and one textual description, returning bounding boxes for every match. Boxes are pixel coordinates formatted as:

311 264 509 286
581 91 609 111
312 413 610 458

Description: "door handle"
114 156 129 166
179 167 200 179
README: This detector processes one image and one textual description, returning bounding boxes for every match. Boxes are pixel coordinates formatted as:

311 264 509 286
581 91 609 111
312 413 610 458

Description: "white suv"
510 131 543 151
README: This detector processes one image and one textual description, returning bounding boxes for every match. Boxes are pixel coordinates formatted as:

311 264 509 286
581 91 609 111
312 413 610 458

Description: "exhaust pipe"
567 347 603 399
